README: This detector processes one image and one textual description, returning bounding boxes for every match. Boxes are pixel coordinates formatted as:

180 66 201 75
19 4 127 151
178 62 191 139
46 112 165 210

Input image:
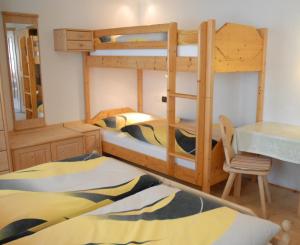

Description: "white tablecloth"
235 122 300 164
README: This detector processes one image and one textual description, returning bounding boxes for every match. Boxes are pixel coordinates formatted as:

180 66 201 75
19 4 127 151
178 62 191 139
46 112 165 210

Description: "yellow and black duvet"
121 119 217 155
0 156 159 243
10 185 279 245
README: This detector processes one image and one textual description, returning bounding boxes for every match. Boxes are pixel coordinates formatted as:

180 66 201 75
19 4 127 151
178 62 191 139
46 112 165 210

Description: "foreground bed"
0 156 159 243
10 184 283 245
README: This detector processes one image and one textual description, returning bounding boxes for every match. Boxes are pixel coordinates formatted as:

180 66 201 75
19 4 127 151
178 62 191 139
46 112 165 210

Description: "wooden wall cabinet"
53 29 94 52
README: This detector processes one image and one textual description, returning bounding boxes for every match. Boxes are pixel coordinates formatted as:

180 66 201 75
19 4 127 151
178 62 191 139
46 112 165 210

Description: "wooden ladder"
166 20 216 192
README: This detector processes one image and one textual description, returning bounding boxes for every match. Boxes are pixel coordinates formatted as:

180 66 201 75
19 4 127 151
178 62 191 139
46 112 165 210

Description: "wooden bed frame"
81 20 268 193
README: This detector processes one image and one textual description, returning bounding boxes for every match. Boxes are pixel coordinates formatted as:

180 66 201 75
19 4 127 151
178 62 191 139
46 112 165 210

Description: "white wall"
1 0 300 190
0 0 139 128
138 0 300 190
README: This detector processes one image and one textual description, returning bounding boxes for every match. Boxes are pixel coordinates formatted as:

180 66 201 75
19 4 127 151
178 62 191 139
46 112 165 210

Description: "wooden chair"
219 115 272 218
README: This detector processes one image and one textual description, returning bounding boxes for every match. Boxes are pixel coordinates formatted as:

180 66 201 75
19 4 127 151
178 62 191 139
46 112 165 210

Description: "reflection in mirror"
6 22 43 121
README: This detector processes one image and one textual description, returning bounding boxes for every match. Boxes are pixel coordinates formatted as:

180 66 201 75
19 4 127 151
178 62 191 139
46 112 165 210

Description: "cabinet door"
0 151 9 171
0 131 6 151
0 100 3 131
13 144 51 170
84 131 100 154
51 137 84 161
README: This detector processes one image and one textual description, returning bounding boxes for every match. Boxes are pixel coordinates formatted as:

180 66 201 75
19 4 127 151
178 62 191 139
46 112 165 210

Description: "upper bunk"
85 20 267 73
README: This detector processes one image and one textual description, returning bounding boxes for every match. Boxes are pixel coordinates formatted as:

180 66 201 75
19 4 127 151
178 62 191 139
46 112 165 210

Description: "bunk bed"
81 20 267 193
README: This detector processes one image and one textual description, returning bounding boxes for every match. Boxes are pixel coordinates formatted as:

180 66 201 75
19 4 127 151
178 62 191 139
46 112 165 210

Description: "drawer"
0 131 6 151
51 137 84 161
0 151 9 171
67 41 93 50
66 31 93 41
84 131 100 154
13 144 51 170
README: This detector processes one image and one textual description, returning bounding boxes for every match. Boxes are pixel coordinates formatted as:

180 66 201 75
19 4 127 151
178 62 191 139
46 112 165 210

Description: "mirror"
2 12 45 130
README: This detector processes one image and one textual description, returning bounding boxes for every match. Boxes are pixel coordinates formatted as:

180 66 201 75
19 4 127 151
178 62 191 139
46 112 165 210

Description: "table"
234 122 300 215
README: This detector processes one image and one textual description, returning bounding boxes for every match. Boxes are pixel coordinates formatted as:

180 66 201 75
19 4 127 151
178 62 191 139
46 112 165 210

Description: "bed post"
137 69 143 112
166 22 178 176
83 52 91 123
196 20 216 192
256 28 268 122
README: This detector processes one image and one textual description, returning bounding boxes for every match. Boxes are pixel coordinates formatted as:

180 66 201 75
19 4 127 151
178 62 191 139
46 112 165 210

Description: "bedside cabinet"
63 122 102 155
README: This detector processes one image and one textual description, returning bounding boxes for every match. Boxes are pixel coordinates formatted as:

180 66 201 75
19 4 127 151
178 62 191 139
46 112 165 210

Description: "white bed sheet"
101 128 195 170
90 45 198 57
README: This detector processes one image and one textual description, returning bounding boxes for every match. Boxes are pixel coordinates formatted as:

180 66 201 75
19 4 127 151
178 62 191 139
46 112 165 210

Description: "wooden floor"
212 178 300 245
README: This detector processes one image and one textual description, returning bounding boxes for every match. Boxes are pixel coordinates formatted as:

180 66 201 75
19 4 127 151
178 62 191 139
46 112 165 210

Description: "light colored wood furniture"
63 121 101 154
55 20 267 193
219 115 272 218
9 123 100 170
0 68 12 174
53 29 94 52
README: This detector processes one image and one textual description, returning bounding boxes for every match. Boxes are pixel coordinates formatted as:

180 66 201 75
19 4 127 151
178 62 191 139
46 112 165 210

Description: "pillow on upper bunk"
121 119 217 155
94 112 158 130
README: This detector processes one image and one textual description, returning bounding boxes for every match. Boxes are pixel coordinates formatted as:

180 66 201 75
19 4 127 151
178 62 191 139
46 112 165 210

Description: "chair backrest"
219 115 236 165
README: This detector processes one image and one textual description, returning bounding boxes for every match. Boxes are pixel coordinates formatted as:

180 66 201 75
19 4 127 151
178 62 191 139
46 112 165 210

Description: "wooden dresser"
9 123 101 170
0 76 12 174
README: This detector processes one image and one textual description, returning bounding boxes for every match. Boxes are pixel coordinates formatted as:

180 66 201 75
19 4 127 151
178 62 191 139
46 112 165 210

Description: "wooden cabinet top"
63 121 100 133
9 125 82 150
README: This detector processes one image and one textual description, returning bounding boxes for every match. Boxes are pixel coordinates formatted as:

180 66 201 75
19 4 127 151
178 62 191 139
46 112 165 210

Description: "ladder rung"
169 93 197 100
169 122 196 133
169 151 195 161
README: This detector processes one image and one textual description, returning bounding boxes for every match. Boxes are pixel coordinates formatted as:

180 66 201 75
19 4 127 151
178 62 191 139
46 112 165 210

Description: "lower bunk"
91 107 227 188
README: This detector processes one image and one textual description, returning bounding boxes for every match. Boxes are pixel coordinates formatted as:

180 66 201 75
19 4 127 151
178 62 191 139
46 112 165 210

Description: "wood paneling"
178 30 198 44
215 23 264 72
86 55 197 72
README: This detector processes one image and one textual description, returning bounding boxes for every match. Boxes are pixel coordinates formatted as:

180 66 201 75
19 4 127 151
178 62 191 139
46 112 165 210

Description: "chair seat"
227 154 271 172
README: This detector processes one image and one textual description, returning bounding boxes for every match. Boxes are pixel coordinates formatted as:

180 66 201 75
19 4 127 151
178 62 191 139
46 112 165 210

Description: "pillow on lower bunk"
0 156 159 243
11 185 280 245
94 112 158 130
121 119 217 155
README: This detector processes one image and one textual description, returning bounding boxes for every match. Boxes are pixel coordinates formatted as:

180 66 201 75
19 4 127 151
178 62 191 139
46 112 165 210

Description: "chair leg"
258 175 267 218
263 176 271 204
234 174 242 198
222 173 236 199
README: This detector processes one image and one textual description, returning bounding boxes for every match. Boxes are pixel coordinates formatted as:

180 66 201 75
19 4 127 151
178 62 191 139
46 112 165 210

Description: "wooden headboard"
88 107 135 124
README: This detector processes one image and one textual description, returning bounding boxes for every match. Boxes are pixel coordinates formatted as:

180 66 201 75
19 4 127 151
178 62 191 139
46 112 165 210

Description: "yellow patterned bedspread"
10 185 279 245
0 157 159 243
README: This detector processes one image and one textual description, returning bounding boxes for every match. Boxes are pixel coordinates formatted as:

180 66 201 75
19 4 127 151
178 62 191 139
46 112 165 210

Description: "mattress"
90 45 198 57
101 128 196 169
0 156 159 243
11 184 280 245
